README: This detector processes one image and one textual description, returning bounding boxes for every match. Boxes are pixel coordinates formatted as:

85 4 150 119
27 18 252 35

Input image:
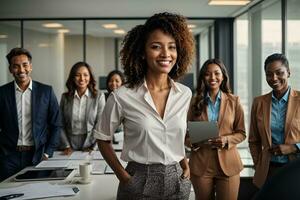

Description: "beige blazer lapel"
284 89 299 140
217 92 228 131
263 93 272 146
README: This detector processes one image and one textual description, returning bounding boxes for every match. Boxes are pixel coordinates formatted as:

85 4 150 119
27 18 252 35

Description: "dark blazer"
0 81 61 165
249 89 300 187
189 92 246 177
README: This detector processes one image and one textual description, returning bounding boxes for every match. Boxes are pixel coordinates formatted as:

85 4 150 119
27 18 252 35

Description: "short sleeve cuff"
93 129 112 141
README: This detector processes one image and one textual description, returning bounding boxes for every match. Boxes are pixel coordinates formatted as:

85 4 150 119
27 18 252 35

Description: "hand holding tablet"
187 121 219 145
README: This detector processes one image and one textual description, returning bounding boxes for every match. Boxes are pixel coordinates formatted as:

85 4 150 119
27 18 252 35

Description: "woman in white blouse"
94 12 195 199
60 62 105 155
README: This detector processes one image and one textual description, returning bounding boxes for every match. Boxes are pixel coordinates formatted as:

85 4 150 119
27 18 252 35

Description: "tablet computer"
14 168 75 182
188 121 219 144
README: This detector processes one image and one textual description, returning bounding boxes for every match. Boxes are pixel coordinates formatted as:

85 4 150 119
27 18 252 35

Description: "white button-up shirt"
15 80 34 146
72 89 89 135
93 79 192 165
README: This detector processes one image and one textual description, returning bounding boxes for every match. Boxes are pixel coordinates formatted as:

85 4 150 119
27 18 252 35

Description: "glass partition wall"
23 20 83 98
234 0 299 146
0 21 21 85
0 19 213 98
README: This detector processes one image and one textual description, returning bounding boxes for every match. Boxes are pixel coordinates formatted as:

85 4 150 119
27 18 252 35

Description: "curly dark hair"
65 61 98 98
192 58 231 116
106 70 125 93
120 12 195 88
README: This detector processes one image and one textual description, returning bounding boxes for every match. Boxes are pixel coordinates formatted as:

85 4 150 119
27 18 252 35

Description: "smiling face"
108 74 123 92
204 63 224 92
144 29 177 76
74 66 90 91
265 60 290 94
9 54 32 89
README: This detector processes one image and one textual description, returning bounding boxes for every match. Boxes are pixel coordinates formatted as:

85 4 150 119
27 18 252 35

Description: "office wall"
0 22 20 86
0 22 117 98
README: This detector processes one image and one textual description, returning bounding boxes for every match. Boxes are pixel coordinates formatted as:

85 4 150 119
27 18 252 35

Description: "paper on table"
91 161 106 174
50 152 71 160
104 165 114 174
91 151 103 160
68 160 84 169
69 151 90 160
0 182 78 200
35 160 70 168
51 151 103 160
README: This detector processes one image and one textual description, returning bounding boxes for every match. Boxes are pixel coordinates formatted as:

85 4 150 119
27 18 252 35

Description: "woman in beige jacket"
187 58 246 200
249 53 300 188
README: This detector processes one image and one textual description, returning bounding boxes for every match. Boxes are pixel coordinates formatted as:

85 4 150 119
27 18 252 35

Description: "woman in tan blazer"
187 58 246 200
60 62 105 155
249 53 300 188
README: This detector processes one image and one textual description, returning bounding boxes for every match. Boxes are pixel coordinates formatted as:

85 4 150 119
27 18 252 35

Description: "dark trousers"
0 151 34 182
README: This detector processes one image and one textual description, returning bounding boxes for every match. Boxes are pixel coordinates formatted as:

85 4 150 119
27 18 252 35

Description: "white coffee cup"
79 162 92 183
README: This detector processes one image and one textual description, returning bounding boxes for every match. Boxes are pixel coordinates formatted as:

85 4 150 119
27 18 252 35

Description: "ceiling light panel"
208 0 251 6
43 23 63 28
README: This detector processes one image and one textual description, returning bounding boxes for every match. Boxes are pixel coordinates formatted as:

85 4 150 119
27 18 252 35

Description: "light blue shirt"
270 87 299 163
206 91 221 122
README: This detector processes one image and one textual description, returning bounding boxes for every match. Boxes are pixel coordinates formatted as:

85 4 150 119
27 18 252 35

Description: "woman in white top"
60 62 105 155
93 12 195 199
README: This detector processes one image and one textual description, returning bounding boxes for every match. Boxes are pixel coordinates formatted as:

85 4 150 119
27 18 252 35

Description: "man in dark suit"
0 48 61 181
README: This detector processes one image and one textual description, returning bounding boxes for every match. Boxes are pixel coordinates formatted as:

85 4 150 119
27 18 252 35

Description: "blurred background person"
105 70 125 100
60 61 105 155
249 53 300 189
105 70 125 144
187 58 246 200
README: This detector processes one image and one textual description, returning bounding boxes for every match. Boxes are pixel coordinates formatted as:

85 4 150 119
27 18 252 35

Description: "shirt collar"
272 87 290 102
74 89 90 98
206 90 221 102
14 79 32 92
141 77 182 93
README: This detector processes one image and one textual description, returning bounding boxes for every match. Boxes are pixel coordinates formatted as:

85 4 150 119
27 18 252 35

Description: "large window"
287 0 300 90
234 0 283 147
261 0 282 94
0 21 21 85
235 13 249 136
0 18 213 97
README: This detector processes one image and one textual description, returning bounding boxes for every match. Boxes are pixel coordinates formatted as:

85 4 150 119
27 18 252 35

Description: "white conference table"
0 149 254 200
0 165 196 200
1 170 118 200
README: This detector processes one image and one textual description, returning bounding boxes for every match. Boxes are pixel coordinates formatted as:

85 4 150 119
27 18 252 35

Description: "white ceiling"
0 0 260 19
